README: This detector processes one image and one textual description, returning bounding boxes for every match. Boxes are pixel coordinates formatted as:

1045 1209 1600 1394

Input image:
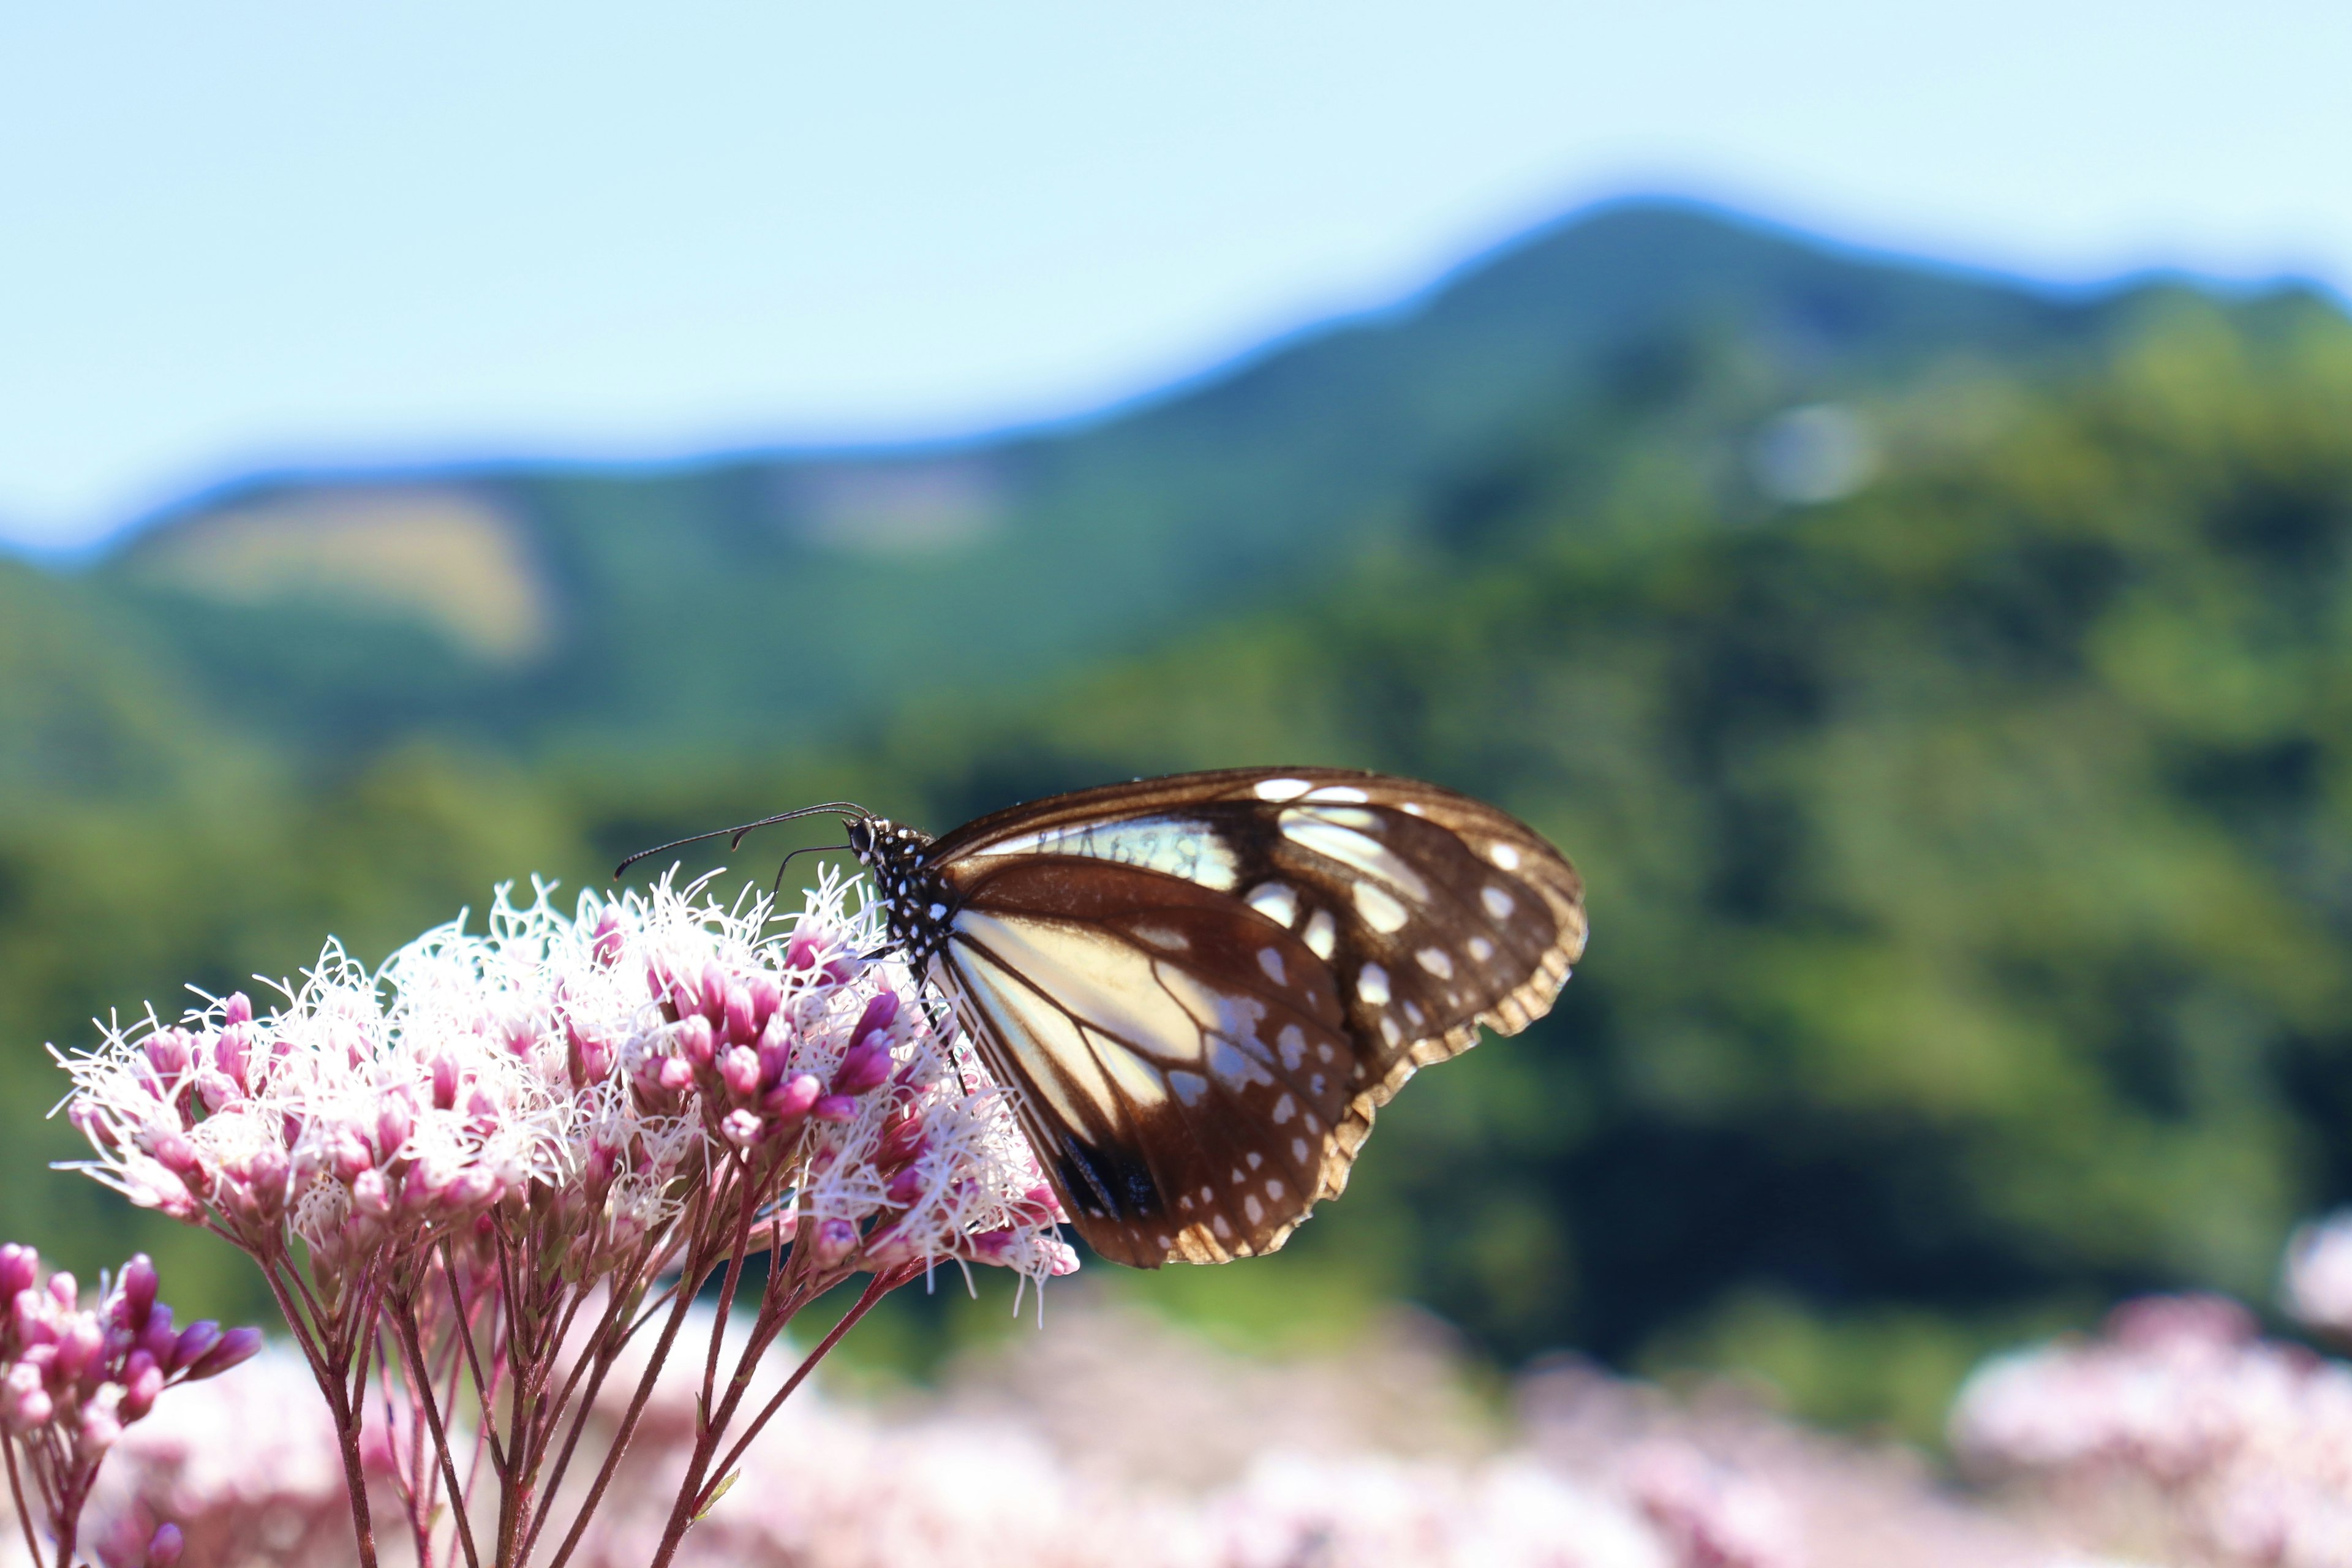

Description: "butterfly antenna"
771 843 853 895
613 802 868 879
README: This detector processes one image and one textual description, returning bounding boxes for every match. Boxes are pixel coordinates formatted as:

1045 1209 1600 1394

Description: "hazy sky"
3 1 2345 547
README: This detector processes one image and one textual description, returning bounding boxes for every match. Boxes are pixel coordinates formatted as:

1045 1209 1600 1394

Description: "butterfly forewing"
922 767 1586 1267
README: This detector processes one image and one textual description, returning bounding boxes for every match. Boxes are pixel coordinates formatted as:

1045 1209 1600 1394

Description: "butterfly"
625 767 1585 1268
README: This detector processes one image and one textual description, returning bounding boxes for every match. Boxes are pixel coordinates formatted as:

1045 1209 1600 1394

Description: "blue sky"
2 1 2346 547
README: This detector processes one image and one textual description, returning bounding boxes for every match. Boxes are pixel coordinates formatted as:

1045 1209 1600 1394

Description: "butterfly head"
846 815 952 967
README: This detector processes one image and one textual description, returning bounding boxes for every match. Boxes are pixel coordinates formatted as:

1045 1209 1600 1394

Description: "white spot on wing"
1303 785 1370 803
1353 881 1410 933
1302 909 1337 960
1357 963 1391 1006
1490 842 1523 871
1258 947 1287 985
1134 924 1189 952
1170 1071 1208 1106
1416 947 1454 980
1245 1194 1265 1224
1273 1093 1296 1125
1254 777 1313 801
1247 882 1299 927
1279 809 1431 900
1267 1178 1286 1199
1277 1023 1306 1070
1292 1137 1311 1164
1380 1017 1401 1046
1246 1151 1264 1169
1482 886 1517 920
1468 937 1495 963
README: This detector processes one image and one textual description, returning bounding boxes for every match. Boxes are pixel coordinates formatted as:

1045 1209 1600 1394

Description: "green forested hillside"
7 203 2352 1438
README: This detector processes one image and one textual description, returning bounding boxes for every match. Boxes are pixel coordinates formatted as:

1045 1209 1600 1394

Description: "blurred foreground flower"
0 1245 253 1568
48 1294 2159 1568
2285 1211 2352 1343
53 873 1071 1568
1953 1292 2352 1567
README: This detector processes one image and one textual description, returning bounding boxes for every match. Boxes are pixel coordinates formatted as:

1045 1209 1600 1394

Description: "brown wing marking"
937 856 1354 1267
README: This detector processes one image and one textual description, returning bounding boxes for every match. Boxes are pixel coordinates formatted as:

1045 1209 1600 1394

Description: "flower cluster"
0 1246 255 1568
1953 1292 2352 1567
55 872 1073 1568
2286 1211 2352 1341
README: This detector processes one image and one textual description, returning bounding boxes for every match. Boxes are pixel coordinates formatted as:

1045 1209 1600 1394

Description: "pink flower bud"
48 1272 77 1310
222 992 252 1027
465 1088 500 1134
746 973 782 1031
720 1109 763 1148
811 1217 859 1268
79 1401 123 1456
352 1167 393 1218
431 1054 461 1110
137 1308 177 1366
119 1254 160 1328
185 1325 262 1381
590 907 625 967
169 1321 221 1374
4 1371 51 1432
823 952 861 985
120 1351 164 1420
851 990 900 1046
150 1129 200 1178
812 1094 858 1123
448 1169 501 1210
718 1047 761 1098
376 1091 414 1162
884 1167 926 1206
565 1016 610 1088
214 1024 250 1090
698 960 730 1024
56 1316 103 1381
676 1014 715 1068
762 1073 821 1124
147 1523 185 1568
832 1040 892 1096
331 1125 374 1183
963 1228 1017 1265
144 1028 192 1077
723 983 758 1046
0 1244 36 1300
755 1017 793 1086
13 1293 54 1347
241 1149 290 1221
658 1057 696 1092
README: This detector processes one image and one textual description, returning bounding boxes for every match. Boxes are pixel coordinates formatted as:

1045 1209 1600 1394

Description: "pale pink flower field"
14 876 2352 1567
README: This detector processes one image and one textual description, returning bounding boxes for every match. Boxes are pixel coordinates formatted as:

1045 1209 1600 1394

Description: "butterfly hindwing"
922 767 1586 1266
935 855 1355 1265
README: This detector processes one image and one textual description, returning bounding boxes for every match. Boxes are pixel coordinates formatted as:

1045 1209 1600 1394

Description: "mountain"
92 202 2097 764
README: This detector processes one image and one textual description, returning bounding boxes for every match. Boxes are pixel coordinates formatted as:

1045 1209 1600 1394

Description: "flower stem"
391 1297 484 1568
2 1433 43 1568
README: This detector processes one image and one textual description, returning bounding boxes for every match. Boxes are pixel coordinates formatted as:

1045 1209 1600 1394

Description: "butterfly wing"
927 767 1586 1266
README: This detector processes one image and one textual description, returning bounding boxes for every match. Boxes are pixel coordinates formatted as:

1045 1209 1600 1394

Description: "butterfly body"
835 767 1587 1268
